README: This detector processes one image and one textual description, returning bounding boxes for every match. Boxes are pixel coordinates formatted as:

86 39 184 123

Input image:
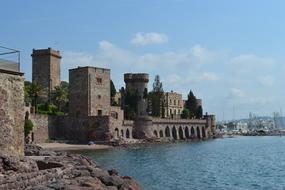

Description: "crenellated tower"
124 73 149 116
31 48 61 102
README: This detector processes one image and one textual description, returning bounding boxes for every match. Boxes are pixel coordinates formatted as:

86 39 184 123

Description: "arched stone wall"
137 119 209 141
113 127 133 139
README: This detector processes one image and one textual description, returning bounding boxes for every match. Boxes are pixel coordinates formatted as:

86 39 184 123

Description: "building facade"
164 91 183 119
69 66 111 117
32 48 61 102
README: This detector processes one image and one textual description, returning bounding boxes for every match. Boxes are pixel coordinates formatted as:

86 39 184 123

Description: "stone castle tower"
31 48 61 102
124 73 149 116
69 66 111 117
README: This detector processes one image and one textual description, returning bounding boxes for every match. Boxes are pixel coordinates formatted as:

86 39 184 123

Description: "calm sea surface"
80 136 285 190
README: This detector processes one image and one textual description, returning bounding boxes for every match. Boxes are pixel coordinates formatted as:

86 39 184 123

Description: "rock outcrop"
0 145 143 190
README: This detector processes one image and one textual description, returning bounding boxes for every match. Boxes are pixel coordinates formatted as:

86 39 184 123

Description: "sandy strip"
38 143 113 151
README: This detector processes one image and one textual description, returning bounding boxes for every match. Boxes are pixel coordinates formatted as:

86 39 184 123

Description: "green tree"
124 89 139 120
110 80 117 105
185 90 198 118
181 108 190 119
24 119 34 137
29 81 44 114
51 83 68 112
110 80 116 98
149 75 164 117
196 105 203 119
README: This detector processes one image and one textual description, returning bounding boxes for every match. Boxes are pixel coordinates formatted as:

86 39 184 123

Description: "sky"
1 0 285 121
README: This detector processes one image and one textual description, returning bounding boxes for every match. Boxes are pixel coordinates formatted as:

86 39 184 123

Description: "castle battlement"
31 48 62 59
124 73 149 83
69 66 110 73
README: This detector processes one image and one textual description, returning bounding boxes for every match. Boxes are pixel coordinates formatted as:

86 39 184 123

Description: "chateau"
27 48 216 143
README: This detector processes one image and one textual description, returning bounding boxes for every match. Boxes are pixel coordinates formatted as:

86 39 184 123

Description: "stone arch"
115 128 119 139
165 126 170 137
159 130 163 138
154 130 158 137
121 129 124 137
172 126 177 140
202 127 206 138
178 126 184 139
197 126 201 139
126 129 130 138
185 126 190 139
191 126 195 137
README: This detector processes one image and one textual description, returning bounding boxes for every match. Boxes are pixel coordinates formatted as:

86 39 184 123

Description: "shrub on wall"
24 119 34 137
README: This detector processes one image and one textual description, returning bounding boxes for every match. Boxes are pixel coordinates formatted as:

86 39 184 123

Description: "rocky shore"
0 144 143 190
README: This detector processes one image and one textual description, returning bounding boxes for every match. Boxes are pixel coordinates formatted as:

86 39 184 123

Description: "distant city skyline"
2 0 285 120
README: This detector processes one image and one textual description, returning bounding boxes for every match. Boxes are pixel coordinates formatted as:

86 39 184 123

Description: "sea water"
81 136 285 190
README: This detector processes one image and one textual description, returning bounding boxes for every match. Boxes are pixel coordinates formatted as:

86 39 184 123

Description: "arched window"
154 130 158 137
126 129 130 138
172 127 177 140
165 126 170 137
159 130 163 138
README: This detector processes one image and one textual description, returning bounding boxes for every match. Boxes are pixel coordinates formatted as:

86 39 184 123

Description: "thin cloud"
130 32 168 46
257 75 274 87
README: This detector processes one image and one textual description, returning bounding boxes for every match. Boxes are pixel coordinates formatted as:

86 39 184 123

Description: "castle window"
178 100 180 106
111 111 118 119
170 99 172 105
96 77 102 84
98 110 102 116
98 95 101 99
174 100 176 106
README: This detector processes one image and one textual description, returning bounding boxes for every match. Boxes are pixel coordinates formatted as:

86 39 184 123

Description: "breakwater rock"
0 145 143 190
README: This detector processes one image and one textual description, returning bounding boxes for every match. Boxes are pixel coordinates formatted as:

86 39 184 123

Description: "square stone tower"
69 66 111 117
31 48 61 102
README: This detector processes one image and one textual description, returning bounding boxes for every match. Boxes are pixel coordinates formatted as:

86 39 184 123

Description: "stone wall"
25 113 214 143
51 116 112 142
29 114 49 143
0 70 25 156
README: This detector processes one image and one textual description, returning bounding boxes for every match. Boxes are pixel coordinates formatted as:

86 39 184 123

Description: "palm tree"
52 84 68 112
28 81 44 114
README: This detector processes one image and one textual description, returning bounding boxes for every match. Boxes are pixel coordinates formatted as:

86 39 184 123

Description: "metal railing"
0 45 20 72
